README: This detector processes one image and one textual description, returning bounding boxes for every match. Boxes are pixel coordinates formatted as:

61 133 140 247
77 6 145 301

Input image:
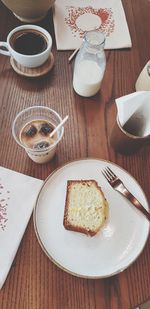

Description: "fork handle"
117 184 150 221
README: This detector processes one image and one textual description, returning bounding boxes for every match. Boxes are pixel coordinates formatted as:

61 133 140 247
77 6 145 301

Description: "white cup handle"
0 42 10 56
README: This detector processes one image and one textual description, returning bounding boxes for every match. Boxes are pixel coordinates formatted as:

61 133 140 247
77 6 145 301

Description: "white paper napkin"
116 91 150 137
0 166 43 289
53 0 132 50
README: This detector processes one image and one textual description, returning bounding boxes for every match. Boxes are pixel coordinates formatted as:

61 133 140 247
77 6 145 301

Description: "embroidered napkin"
53 0 132 50
0 166 43 289
116 91 150 137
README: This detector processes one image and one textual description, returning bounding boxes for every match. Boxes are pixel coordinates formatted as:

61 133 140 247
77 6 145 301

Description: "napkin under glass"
53 0 132 50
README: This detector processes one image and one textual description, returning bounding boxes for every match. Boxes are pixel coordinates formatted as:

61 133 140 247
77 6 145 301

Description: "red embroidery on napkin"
65 6 115 37
0 183 10 231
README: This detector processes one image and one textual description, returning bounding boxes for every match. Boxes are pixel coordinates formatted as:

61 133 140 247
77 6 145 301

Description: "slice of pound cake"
63 180 108 236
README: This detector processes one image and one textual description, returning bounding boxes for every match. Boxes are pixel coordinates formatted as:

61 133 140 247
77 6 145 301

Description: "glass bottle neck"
83 30 105 51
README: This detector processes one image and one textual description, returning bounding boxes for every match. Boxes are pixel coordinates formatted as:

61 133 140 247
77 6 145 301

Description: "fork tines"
102 166 116 181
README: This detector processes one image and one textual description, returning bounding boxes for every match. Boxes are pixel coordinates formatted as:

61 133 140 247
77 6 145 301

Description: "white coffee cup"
0 25 52 68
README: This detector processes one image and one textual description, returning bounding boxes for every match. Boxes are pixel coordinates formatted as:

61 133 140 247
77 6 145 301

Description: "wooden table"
0 0 150 308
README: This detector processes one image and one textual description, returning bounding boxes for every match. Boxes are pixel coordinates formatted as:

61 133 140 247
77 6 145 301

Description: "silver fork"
102 166 150 221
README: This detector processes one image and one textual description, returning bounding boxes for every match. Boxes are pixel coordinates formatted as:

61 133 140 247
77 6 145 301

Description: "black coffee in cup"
10 30 48 55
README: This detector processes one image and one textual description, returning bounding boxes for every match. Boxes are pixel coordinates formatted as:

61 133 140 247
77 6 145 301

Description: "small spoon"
50 115 69 138
68 47 79 62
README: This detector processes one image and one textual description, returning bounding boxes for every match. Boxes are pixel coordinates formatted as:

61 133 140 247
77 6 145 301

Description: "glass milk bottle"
73 30 106 97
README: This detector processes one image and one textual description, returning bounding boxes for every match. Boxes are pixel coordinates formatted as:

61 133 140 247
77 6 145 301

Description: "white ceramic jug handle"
147 62 150 76
0 42 10 56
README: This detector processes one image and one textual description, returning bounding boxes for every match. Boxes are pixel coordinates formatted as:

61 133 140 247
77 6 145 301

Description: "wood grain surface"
0 1 150 308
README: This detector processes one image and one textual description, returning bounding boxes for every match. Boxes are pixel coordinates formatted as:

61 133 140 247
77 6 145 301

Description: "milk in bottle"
73 31 106 97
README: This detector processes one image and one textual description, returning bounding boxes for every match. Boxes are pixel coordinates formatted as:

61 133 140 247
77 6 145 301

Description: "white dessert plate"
33 159 150 278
